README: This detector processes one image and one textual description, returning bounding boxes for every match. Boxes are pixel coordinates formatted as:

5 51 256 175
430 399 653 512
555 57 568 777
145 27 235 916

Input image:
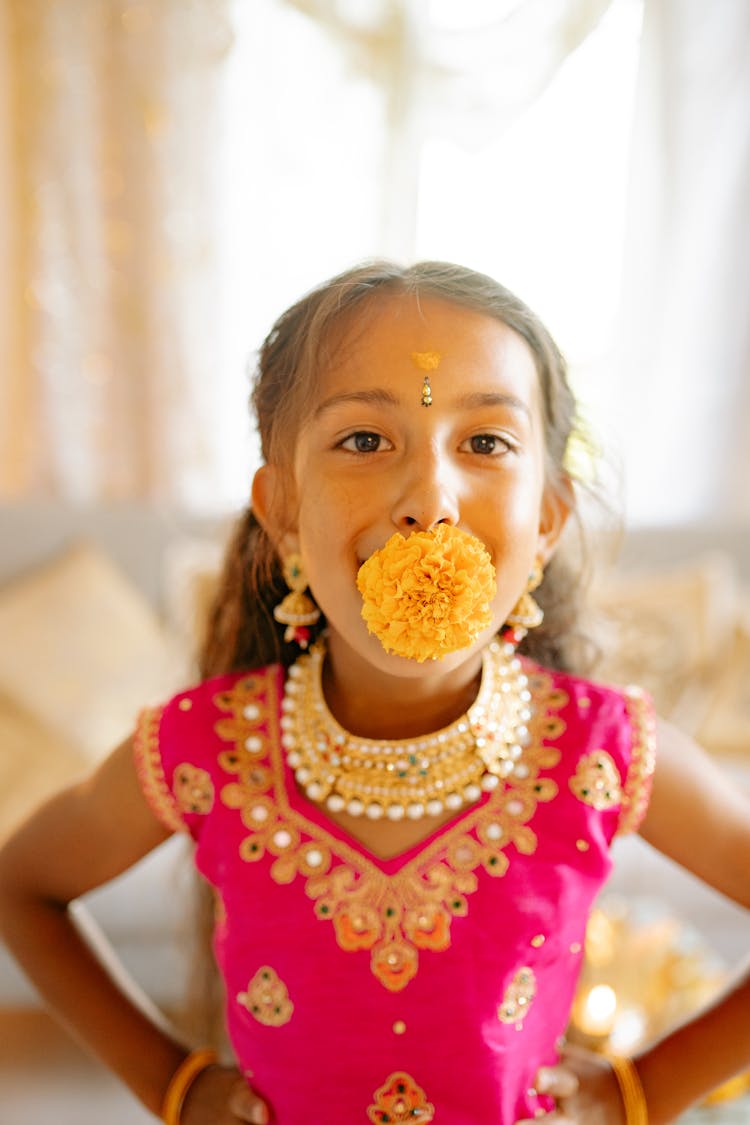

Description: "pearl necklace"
280 638 533 821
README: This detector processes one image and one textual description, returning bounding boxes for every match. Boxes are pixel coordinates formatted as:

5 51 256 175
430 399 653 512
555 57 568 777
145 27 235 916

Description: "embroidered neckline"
217 662 567 991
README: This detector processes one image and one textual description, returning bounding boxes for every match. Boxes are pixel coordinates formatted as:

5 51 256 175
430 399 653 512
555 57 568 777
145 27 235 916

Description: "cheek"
482 466 545 540
482 478 546 598
297 467 363 523
295 486 361 590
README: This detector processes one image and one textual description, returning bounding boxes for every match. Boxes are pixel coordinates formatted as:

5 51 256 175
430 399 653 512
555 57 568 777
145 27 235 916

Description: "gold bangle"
608 1054 648 1125
161 1047 218 1125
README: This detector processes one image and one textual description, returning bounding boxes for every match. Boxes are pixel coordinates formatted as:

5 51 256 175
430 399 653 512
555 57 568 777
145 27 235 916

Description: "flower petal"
356 525 496 661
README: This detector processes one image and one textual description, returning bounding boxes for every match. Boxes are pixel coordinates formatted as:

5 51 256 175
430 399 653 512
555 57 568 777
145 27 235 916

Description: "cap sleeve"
616 685 657 836
133 703 187 835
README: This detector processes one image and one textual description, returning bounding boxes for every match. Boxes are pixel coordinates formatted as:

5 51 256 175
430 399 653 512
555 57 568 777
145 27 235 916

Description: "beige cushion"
0 541 184 762
0 692 87 839
591 553 739 728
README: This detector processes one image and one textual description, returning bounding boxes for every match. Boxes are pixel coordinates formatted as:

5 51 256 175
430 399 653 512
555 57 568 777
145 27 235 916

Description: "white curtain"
287 0 616 256
0 0 232 507
614 0 750 525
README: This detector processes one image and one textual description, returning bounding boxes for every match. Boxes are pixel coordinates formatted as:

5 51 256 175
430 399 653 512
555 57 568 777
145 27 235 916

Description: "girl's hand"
180 1064 271 1125
517 1044 627 1125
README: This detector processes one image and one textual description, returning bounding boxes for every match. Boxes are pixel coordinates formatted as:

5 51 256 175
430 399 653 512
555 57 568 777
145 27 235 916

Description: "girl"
0 261 749 1125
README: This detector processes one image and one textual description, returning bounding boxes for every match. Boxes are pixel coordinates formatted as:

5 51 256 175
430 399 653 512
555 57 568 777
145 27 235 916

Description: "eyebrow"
314 388 531 418
314 389 400 417
455 391 531 418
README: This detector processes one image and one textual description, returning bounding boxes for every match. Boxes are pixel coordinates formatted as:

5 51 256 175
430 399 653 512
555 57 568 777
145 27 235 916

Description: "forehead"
321 292 540 400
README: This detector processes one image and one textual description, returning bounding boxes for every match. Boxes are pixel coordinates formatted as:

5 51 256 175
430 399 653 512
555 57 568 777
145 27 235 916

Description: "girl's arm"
0 740 280 1125
630 718 750 1122
0 736 199 1117
531 720 750 1125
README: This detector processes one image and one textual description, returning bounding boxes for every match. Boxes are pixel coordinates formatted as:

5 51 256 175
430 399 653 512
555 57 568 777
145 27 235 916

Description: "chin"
357 627 496 680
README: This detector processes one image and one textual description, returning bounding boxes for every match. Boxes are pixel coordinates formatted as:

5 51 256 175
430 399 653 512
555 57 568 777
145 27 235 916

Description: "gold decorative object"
569 898 750 1105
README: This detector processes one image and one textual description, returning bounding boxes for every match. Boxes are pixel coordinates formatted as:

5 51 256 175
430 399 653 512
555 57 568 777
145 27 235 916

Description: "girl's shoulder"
133 663 283 835
522 658 656 836
155 662 283 727
521 655 653 722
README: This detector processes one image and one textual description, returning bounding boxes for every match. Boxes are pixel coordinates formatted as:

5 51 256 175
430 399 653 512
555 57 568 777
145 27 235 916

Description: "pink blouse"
134 659 655 1125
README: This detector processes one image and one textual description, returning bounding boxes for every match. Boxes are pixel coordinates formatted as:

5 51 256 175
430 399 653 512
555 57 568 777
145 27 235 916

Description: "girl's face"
257 293 569 681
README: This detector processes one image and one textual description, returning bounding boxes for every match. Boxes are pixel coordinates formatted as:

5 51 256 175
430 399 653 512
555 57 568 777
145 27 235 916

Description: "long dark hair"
200 260 596 679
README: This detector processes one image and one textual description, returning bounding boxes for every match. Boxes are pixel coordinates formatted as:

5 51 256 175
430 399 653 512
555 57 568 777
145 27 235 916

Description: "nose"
390 444 460 532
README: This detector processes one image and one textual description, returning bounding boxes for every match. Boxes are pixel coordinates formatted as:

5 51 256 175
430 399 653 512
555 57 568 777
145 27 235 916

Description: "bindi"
411 351 441 408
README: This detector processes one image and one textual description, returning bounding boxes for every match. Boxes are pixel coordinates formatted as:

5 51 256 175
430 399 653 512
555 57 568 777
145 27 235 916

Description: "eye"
339 431 392 453
463 433 512 455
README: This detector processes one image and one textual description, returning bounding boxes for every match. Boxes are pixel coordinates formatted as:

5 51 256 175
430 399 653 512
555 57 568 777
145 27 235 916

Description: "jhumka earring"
273 554 320 649
503 559 544 645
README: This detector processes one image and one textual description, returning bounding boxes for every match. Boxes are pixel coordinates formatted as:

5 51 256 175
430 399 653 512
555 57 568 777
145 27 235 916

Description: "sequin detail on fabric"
173 763 214 815
133 705 185 834
569 751 622 810
367 1071 436 1123
497 966 537 1026
617 686 657 835
237 966 294 1027
218 667 566 992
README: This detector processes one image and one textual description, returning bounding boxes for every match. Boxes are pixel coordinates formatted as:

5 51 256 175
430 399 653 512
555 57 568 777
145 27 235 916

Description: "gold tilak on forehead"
411 351 441 372
411 352 440 407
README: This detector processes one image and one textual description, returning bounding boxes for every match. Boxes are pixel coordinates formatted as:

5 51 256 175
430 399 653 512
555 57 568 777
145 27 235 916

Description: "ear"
537 477 573 564
251 465 299 556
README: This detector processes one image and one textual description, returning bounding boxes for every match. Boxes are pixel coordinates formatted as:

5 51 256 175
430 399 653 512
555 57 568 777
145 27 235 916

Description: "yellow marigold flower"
356 524 496 662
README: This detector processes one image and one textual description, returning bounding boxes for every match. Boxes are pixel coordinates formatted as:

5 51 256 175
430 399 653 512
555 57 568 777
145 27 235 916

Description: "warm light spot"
609 1006 647 1053
579 983 617 1036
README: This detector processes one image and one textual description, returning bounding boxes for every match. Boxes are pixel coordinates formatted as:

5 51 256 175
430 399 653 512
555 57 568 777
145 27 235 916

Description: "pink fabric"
135 659 655 1125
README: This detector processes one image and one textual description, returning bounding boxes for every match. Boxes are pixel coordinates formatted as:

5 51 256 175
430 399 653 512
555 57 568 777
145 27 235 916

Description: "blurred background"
1 0 750 523
0 2 749 1121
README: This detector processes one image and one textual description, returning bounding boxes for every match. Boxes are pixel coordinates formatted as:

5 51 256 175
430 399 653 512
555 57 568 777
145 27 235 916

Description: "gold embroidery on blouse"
237 966 293 1027
133 705 185 834
218 666 566 992
569 750 622 810
367 1071 435 1123
497 965 537 1026
617 686 657 835
173 763 214 815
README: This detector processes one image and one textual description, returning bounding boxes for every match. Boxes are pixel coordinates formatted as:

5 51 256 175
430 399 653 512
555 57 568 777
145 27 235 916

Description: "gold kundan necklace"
280 637 533 821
